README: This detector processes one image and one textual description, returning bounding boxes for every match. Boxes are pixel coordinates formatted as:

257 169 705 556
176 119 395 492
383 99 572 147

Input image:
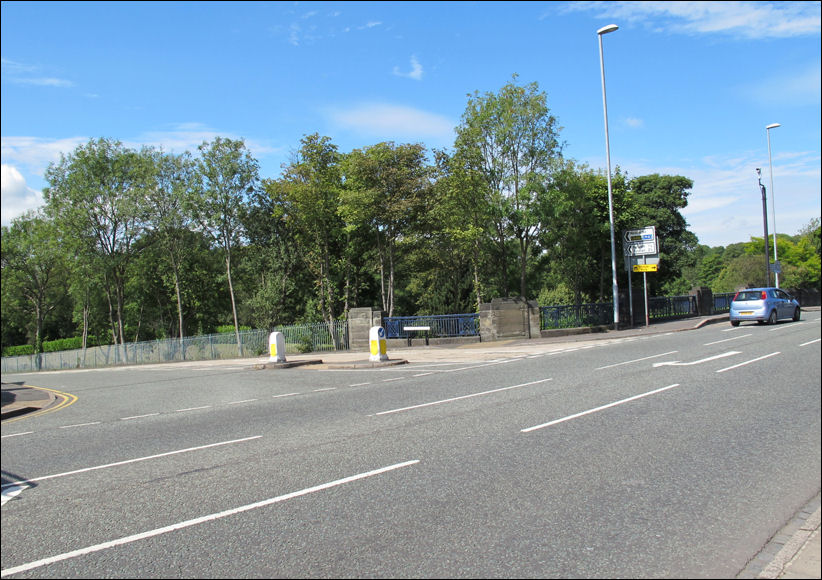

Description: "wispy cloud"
566 1 821 39
622 149 822 246
10 77 74 87
393 56 424 81
743 63 822 107
1 58 74 88
327 103 454 141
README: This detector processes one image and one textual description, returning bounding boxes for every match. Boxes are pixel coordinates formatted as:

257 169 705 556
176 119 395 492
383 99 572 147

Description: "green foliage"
296 334 313 353
216 325 251 334
454 74 563 298
2 77 819 355
537 283 577 306
2 344 35 357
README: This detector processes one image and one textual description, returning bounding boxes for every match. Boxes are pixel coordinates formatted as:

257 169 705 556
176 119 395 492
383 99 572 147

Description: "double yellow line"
3 386 77 424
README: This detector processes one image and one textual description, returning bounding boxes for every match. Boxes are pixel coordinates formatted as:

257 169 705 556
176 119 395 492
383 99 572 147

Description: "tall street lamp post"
766 123 781 287
757 168 772 287
598 23 619 327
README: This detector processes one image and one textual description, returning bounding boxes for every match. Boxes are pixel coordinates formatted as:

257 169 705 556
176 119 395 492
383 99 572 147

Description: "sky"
1 0 820 248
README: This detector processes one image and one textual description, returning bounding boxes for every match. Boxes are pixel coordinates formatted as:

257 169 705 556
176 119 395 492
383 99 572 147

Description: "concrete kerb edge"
252 359 409 370
755 493 822 579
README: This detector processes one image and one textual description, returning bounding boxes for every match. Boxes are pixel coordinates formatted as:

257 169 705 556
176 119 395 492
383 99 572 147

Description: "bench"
403 326 431 346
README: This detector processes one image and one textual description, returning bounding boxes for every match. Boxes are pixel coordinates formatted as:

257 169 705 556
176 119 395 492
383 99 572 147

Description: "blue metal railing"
384 313 480 338
540 303 613 330
647 295 697 320
712 292 735 313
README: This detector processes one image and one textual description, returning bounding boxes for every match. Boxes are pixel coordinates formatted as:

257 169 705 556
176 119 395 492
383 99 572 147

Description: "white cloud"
1 57 74 88
1 136 89 176
393 56 424 81
327 103 454 142
619 149 822 247
1 164 43 226
743 64 822 107
567 1 821 39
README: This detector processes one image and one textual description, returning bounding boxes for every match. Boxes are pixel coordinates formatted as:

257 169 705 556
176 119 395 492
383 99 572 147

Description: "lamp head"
597 24 619 35
766 123 781 130
756 168 761 177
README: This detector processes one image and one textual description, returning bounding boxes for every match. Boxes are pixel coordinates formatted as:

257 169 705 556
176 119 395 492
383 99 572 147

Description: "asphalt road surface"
2 314 820 578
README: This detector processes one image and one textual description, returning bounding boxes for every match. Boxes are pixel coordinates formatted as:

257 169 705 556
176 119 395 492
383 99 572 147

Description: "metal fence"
712 292 735 313
384 313 480 338
1 322 348 373
0 293 761 373
647 295 697 320
540 303 613 330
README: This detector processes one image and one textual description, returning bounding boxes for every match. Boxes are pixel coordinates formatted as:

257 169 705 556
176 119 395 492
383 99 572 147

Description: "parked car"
729 287 801 326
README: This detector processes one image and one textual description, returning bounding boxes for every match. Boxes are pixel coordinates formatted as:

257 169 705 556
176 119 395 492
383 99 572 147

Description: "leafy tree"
144 148 196 347
43 138 153 360
340 142 431 316
264 134 346 327
713 253 769 292
431 148 495 311
1 212 67 360
242 184 309 327
540 161 606 304
454 74 563 298
628 174 697 295
798 218 821 261
189 137 259 355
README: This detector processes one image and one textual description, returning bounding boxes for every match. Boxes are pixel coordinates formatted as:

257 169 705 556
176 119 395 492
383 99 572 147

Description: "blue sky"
2 1 820 248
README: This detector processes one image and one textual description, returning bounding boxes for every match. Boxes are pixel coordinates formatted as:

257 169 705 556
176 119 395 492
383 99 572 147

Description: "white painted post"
369 326 388 362
268 331 286 363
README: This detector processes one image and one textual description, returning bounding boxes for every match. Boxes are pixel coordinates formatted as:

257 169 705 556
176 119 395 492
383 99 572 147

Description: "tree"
628 174 697 295
264 134 346 328
242 183 308 327
454 74 563 298
43 138 152 361
431 148 495 311
1 212 67 363
190 137 259 356
340 142 431 316
144 149 197 351
540 161 603 303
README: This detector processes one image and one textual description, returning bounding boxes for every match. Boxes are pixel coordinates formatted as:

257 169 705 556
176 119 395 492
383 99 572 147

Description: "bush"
2 344 35 357
296 334 313 353
215 325 251 334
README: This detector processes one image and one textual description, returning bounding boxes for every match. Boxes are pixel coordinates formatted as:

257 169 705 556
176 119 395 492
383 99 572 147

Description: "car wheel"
768 310 777 325
793 307 801 322
730 320 740 327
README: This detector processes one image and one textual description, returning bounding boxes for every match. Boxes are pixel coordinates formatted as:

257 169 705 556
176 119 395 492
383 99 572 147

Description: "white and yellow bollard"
369 326 388 362
268 331 286 363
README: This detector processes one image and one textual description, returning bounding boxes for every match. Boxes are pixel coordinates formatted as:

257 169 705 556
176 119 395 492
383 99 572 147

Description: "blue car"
729 287 801 327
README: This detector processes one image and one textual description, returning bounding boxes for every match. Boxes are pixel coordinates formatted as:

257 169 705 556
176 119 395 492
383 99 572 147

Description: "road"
2 315 820 578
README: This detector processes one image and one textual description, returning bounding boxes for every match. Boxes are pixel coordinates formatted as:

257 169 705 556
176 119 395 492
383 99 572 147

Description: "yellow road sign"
633 264 658 272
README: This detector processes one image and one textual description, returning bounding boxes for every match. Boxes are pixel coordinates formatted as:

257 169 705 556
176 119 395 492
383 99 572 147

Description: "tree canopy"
2 78 819 354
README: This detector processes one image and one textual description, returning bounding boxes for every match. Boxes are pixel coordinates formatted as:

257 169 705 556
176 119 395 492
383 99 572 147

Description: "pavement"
2 310 820 579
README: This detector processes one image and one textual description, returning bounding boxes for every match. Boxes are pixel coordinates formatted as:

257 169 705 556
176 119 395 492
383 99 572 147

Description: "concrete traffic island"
253 327 407 369
252 359 324 370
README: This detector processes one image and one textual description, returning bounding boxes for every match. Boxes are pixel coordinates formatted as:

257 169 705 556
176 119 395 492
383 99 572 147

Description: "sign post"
623 227 659 327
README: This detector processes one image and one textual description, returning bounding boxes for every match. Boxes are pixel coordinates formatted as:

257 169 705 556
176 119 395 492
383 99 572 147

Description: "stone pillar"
479 297 540 342
690 287 713 315
348 307 385 350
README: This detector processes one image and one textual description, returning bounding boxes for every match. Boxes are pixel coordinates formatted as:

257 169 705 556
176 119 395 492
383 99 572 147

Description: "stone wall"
348 307 386 350
479 297 541 342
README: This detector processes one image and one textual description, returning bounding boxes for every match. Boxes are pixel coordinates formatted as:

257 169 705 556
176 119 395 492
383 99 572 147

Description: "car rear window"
736 291 765 301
